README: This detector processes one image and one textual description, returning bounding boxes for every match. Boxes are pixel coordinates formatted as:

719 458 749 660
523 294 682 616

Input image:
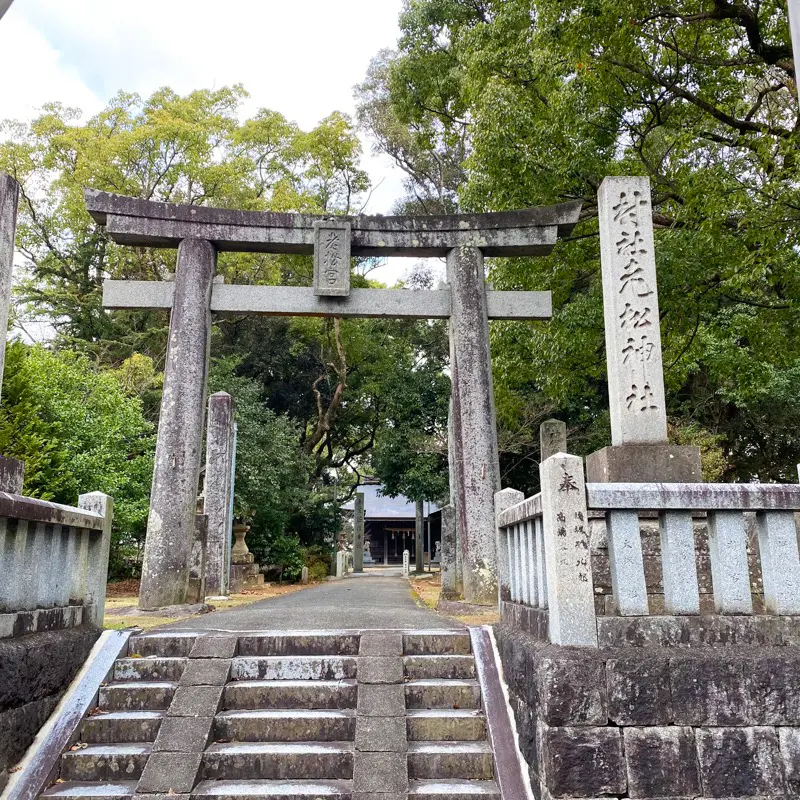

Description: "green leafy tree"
370 0 800 486
0 341 154 573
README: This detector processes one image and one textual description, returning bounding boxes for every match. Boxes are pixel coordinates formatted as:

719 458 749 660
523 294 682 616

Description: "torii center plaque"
85 190 581 609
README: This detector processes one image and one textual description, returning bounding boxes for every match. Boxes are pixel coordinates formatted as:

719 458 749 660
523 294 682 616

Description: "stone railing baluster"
519 520 530 606
526 519 538 607
757 510 800 615
535 516 548 609
606 509 649 616
707 510 753 614
659 510 700 615
494 488 523 605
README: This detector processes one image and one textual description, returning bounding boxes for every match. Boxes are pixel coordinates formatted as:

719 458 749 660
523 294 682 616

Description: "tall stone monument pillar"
540 419 567 463
586 177 701 483
353 491 365 573
139 238 216 610
447 245 502 605
203 391 236 598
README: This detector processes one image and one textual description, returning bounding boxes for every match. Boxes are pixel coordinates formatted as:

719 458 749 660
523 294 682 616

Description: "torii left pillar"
139 238 216 610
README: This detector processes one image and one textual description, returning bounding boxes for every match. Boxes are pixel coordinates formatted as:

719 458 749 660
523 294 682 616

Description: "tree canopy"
358 0 800 488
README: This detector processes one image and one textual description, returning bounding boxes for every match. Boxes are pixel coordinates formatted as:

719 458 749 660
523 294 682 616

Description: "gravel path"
161 576 460 631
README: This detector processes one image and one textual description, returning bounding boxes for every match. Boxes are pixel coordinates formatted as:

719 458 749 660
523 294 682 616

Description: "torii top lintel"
84 190 582 257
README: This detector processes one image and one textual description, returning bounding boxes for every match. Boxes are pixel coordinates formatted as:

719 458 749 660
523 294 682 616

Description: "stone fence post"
539 453 597 647
495 488 524 605
78 492 114 628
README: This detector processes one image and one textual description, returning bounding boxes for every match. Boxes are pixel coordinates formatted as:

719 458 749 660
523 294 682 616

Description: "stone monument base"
0 455 24 493
586 444 702 484
230 561 264 592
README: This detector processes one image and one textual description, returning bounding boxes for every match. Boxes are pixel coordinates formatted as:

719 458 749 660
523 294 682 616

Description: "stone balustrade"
496 453 800 648
0 490 114 633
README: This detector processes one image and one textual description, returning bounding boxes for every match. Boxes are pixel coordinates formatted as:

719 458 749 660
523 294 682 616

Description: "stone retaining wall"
497 624 800 798
0 626 99 791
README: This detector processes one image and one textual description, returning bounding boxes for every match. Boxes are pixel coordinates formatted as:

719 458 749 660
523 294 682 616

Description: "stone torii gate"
85 190 581 609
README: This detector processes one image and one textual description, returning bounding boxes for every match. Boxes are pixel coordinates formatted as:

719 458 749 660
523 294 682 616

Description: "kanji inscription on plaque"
313 219 351 297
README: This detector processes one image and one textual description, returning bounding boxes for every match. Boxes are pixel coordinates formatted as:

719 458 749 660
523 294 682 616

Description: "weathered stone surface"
495 489 524 604
166 685 223 718
358 657 403 685
357 684 406 717
624 726 699 798
540 419 567 463
353 492 364 574
0 456 23 494
748 651 800 724
0 175 18 403
203 391 235 597
537 654 607 726
187 513 207 604
0 693 60 772
355 716 407 752
607 654 671 725
353 751 408 793
543 727 625 797
439 503 459 600
707 510 753 614
598 176 667 446
359 633 402 657
313 219 351 297
152 716 213 753
586 444 702 483
540 453 596 646
415 499 424 573
179 658 231 686
190 635 237 659
696 726 786 797
136 752 202 794
779 727 800 794
447 245 501 606
139 238 216 610
757 510 800 615
87 188 581 256
606 509 649 616
0 627 99 711
670 654 753 725
659 510 700 615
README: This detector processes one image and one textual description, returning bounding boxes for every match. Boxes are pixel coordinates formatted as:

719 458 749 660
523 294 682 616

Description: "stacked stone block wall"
0 625 99 791
498 624 800 798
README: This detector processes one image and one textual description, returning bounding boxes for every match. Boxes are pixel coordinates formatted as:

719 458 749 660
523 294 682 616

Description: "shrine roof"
340 483 440 520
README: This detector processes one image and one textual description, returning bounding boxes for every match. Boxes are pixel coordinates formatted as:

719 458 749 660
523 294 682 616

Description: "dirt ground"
104 580 316 631
408 573 500 626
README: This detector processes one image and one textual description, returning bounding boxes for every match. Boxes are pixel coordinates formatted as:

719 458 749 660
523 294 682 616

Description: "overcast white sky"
0 0 426 286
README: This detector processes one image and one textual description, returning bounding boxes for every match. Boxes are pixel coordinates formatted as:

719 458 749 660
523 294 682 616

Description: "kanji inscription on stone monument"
598 176 668 446
313 219 351 297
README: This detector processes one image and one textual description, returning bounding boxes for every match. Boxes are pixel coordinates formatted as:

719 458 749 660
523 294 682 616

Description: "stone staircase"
38 630 509 800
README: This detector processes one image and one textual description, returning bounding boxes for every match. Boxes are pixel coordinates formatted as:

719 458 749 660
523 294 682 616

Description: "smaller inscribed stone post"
539 453 597 647
440 504 458 598
540 419 567 463
203 391 236 598
402 549 410 577
313 219 351 297
415 499 424 573
353 492 365 573
598 176 668 446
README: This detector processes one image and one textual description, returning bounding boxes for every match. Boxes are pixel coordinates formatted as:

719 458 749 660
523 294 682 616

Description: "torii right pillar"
586 177 701 483
448 245 502 605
